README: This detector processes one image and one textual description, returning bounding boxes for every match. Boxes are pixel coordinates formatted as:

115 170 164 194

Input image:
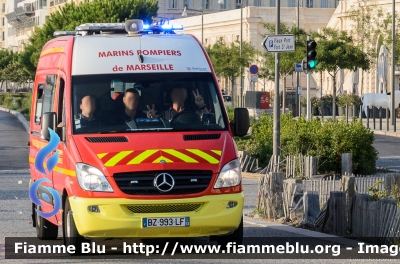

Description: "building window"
184 0 193 8
203 0 210 9
169 0 178 9
321 0 328 7
270 0 276 7
306 0 313 7
221 0 229 9
2 3 5 13
42 0 47 7
288 0 296 7
236 0 242 4
2 31 4 41
253 0 262 6
2 18 4 26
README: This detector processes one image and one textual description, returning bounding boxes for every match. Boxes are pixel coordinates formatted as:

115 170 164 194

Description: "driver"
75 95 101 129
146 87 208 122
118 88 147 124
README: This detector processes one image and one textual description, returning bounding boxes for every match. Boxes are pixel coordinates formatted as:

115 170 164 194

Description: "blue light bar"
161 24 173 30
172 24 184 30
143 24 150 30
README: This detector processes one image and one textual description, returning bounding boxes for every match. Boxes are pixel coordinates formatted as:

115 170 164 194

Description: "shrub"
321 94 333 107
336 94 349 107
311 97 321 108
235 114 378 174
300 97 307 107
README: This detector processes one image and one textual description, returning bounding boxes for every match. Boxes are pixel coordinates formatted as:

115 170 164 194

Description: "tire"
63 197 87 254
213 216 243 247
35 203 58 240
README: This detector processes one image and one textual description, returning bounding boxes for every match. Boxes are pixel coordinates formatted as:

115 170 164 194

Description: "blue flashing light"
143 24 150 30
162 24 173 30
172 24 184 30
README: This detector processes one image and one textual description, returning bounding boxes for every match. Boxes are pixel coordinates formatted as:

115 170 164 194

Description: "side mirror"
231 108 250 137
41 112 57 141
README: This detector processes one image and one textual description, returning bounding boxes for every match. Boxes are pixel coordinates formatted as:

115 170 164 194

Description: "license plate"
142 217 190 228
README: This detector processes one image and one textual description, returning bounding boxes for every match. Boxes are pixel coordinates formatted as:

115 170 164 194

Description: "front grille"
113 170 213 195
85 136 128 143
183 134 221 141
125 203 203 214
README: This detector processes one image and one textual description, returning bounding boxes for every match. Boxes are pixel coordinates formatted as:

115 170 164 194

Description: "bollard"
379 107 382 130
373 107 376 129
367 107 369 128
387 108 389 131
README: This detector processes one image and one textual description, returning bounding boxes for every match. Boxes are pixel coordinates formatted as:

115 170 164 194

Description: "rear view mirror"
231 108 250 137
41 112 57 141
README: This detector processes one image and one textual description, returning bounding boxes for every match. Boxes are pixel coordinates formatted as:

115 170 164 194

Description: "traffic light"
306 39 317 69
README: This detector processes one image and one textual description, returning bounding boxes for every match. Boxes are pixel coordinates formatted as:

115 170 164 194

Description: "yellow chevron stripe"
104 150 133 167
127 150 158 165
211 150 222 156
186 149 220 164
162 149 198 163
40 47 65 57
97 153 108 159
152 156 173 163
29 157 76 177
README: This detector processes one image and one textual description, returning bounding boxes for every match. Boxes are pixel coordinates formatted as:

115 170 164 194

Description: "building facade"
171 6 335 96
159 0 339 19
5 0 49 51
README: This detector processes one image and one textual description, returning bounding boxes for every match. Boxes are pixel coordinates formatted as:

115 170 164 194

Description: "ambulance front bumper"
69 193 243 238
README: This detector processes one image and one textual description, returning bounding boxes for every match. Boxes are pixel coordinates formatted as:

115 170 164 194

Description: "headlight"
214 159 242 189
75 163 114 192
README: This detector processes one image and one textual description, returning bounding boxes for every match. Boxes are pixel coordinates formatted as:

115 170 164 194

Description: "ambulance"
29 19 250 249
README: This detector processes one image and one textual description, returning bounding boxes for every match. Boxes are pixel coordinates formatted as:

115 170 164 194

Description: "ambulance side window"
34 83 44 124
57 78 65 126
42 75 56 117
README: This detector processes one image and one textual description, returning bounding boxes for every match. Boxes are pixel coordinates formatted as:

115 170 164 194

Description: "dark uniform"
117 110 147 124
74 114 102 129
160 105 199 122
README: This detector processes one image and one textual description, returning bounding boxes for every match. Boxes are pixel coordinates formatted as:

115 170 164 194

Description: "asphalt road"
0 111 29 170
0 110 399 263
374 135 400 171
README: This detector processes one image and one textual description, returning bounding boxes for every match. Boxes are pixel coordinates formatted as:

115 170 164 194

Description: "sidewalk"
309 115 400 138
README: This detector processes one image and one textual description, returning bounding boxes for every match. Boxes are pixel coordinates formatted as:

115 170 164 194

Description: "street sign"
249 65 259 74
298 87 302 95
295 63 302 72
250 74 258 82
262 34 295 53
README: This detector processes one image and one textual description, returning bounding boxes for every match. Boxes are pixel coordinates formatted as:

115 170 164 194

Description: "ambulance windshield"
71 72 228 134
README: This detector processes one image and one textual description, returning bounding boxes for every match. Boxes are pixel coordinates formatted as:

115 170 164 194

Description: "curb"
243 215 360 248
0 106 30 134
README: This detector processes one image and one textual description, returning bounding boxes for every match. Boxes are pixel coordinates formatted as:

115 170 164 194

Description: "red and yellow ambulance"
29 19 250 248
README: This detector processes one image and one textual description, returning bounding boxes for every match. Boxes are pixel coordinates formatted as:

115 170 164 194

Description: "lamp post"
213 0 243 106
391 0 396 131
182 7 204 45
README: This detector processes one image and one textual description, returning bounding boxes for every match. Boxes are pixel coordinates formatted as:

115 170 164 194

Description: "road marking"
244 220 267 227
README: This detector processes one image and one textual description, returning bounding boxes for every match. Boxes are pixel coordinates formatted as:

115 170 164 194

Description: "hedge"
235 113 378 175
0 92 32 120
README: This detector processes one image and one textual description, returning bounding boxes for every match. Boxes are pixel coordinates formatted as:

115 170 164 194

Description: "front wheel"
63 197 87 254
212 216 243 247
35 203 58 240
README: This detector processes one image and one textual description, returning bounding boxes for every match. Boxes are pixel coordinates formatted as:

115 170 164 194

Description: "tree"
256 52 274 91
313 28 370 119
19 0 158 76
0 50 20 91
206 38 257 102
347 4 400 94
261 23 308 111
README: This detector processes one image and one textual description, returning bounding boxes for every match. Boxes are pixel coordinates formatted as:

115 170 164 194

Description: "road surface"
0 110 398 263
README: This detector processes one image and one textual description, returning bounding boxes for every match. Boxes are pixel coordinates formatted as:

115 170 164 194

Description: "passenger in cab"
146 87 208 122
119 88 147 123
75 95 101 129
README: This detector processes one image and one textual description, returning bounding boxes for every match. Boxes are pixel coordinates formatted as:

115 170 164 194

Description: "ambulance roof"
71 34 211 76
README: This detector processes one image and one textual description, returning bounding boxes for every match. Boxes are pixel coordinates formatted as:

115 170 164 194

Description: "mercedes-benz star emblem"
153 173 175 192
